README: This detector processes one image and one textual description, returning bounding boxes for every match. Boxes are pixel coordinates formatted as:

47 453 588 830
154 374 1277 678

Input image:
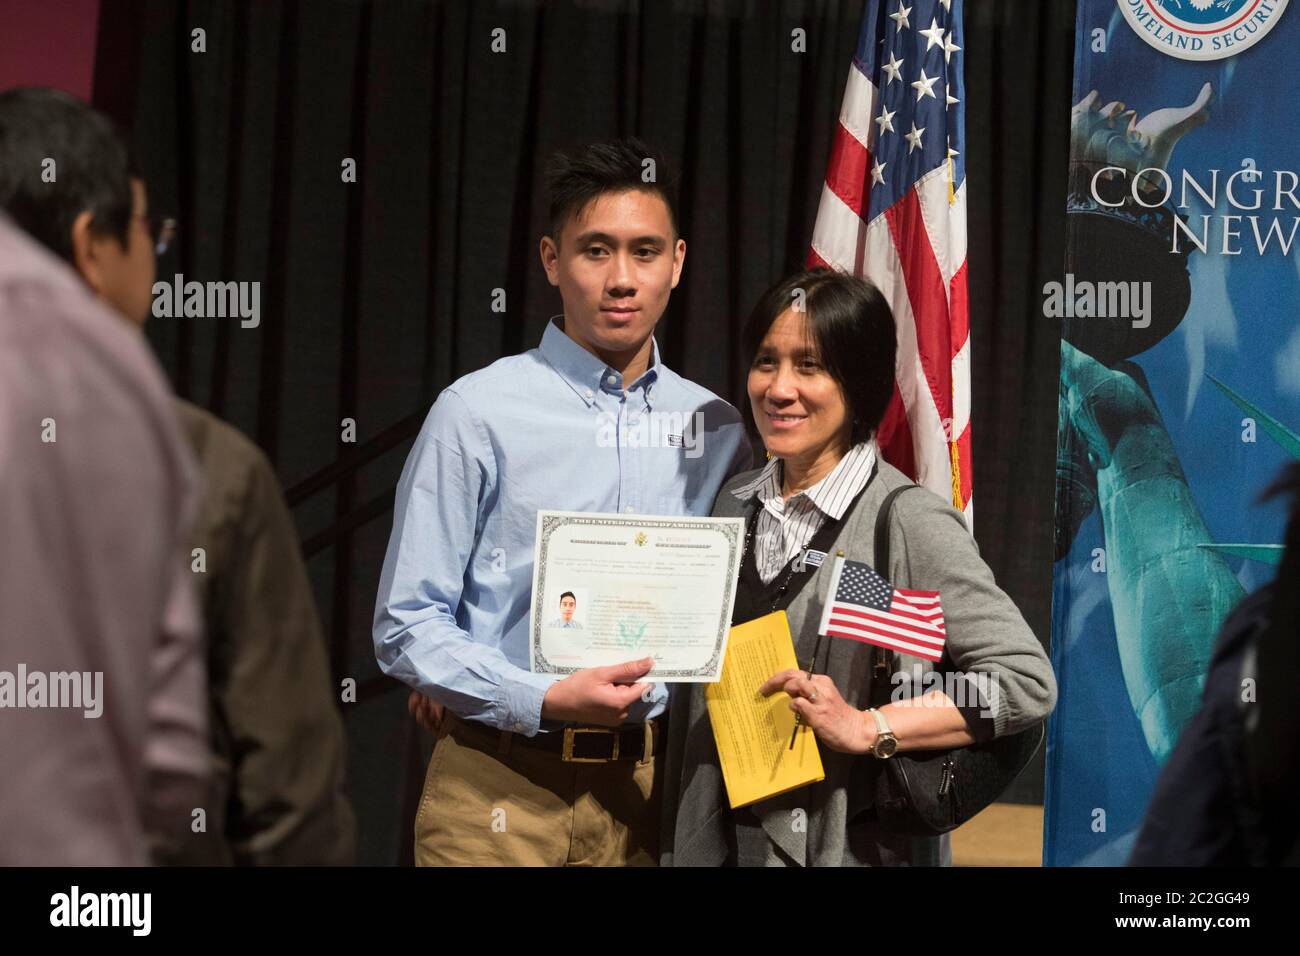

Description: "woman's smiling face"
747 307 852 465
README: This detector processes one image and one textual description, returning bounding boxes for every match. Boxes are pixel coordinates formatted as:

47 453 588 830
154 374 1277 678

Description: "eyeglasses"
136 214 177 256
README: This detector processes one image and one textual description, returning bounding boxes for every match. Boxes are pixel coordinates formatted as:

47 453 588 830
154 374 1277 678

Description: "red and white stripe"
825 589 947 662
808 62 973 527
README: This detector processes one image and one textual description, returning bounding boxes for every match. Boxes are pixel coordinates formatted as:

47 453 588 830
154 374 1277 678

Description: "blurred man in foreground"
0 211 208 865
0 87 355 864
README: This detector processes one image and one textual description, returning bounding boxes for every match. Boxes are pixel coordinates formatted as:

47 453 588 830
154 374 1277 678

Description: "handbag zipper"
938 754 954 797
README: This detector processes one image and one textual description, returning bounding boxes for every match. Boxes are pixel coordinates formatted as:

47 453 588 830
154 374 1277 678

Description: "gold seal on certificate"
528 510 744 681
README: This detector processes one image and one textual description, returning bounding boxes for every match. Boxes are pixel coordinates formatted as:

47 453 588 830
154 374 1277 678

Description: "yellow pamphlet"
706 610 825 808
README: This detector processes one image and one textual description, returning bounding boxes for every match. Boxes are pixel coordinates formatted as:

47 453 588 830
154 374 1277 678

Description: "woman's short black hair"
544 137 679 246
0 87 141 264
741 268 897 447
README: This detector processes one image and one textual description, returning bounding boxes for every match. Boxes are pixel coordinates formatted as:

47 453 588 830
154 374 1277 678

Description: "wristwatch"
867 708 898 759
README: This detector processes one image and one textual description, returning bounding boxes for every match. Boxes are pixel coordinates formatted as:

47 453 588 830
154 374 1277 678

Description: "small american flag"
816 555 946 661
809 0 972 526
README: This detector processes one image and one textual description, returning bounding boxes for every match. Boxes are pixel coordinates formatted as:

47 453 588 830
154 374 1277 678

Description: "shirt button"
513 722 524 733
584 388 593 399
607 375 618 386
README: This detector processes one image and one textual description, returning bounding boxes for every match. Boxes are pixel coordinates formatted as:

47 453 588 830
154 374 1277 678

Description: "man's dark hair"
559 591 576 605
544 137 679 246
741 269 897 448
0 86 141 263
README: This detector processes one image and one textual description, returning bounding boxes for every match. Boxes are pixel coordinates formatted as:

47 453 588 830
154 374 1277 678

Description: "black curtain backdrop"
93 0 1076 864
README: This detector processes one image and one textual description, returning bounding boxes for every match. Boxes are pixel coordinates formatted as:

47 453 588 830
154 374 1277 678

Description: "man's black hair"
741 269 897 448
559 591 576 605
0 86 141 264
544 137 679 246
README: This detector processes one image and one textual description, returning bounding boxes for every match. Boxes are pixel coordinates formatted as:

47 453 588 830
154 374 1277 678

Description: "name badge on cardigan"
794 549 827 572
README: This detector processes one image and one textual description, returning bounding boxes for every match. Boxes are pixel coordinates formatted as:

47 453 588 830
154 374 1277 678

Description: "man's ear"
670 237 686 289
69 210 107 294
539 234 560 287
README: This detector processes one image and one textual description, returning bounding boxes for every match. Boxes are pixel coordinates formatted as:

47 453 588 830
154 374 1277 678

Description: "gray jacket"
660 460 1057 866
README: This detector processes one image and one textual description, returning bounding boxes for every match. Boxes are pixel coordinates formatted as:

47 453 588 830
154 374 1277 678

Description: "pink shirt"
0 215 208 865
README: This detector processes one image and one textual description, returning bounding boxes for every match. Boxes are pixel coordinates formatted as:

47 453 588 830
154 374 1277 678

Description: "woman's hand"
759 669 872 754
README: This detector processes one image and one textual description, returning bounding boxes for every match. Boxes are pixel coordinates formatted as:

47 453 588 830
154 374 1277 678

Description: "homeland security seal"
1118 0 1289 61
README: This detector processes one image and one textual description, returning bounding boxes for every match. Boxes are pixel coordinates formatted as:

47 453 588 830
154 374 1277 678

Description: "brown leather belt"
449 712 661 763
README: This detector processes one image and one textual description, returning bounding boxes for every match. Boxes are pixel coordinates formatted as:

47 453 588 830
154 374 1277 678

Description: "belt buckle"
562 726 619 763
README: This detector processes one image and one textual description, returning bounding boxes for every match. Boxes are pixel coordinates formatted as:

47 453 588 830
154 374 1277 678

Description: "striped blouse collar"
730 440 878 520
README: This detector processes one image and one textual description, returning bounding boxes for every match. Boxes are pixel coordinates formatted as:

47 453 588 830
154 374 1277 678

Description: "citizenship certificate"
528 510 744 681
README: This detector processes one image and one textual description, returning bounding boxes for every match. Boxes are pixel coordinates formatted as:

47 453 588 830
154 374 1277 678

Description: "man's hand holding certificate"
528 510 744 682
540 656 655 726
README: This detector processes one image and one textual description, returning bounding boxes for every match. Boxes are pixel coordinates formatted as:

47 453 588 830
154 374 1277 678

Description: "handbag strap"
865 483 1046 834
869 484 926 703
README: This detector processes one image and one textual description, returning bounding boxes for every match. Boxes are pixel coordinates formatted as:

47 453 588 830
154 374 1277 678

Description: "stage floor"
951 803 1044 867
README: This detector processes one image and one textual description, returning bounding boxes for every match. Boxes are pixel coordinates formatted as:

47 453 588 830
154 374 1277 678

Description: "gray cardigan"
660 459 1057 867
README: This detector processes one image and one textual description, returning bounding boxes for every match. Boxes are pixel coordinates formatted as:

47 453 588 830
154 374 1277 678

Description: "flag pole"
789 549 846 750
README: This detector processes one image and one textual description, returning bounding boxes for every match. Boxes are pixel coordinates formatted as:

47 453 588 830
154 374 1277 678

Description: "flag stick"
789 633 824 751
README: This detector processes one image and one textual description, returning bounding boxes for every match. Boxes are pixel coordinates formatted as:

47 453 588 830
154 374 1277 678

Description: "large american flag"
816 555 947 662
809 0 972 524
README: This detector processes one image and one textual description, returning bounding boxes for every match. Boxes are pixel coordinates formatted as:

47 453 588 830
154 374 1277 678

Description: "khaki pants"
414 713 662 866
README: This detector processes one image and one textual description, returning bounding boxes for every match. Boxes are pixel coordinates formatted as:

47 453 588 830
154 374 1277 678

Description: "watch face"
875 735 898 759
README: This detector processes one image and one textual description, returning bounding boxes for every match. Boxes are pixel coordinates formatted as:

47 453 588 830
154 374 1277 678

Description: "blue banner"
1046 0 1299 866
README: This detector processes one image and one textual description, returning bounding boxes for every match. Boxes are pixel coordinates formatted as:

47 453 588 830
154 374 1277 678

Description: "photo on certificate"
528 511 744 681
542 587 588 631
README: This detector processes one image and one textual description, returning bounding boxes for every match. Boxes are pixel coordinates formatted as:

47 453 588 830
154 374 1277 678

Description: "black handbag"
865 485 1045 837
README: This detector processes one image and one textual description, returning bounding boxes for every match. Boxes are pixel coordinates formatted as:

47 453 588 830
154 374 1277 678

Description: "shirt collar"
731 440 878 520
538 316 661 408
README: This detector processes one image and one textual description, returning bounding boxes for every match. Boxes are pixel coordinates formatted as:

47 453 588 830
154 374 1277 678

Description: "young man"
0 87 356 865
374 138 752 866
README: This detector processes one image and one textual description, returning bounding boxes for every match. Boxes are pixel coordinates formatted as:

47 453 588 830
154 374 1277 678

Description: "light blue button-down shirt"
373 317 753 736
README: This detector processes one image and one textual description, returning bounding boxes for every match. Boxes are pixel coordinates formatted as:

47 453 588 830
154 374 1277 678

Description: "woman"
659 269 1058 866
